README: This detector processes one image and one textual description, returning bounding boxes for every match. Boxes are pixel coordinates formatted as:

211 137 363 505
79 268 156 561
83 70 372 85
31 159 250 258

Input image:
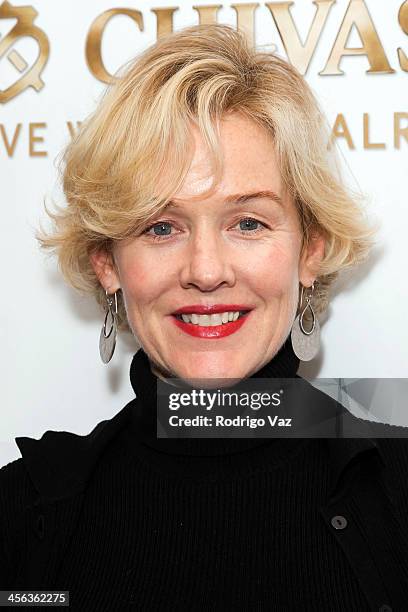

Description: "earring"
99 289 118 364
290 282 320 361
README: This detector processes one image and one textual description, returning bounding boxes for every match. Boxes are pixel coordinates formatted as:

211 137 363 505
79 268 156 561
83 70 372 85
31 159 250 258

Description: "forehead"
173 112 282 203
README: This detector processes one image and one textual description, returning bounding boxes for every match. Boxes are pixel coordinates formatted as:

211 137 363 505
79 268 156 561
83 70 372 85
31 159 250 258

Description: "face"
91 112 324 383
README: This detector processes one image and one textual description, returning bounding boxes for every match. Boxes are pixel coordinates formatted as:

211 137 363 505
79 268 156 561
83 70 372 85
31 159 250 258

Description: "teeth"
179 311 244 326
210 314 222 326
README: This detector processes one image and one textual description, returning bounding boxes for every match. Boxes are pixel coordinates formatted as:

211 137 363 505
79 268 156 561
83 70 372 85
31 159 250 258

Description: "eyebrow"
166 190 284 209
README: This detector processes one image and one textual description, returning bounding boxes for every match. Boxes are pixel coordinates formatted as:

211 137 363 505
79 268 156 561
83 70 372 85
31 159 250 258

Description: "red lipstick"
170 307 252 339
172 304 252 315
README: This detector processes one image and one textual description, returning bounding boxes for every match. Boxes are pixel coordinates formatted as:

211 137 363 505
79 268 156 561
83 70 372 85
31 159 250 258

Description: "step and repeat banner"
1 0 407 465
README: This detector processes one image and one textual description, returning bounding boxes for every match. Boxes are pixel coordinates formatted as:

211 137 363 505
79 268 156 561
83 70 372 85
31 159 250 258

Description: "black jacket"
1 352 408 611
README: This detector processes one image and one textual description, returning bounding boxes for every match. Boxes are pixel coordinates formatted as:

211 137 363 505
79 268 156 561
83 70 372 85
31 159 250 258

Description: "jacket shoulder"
10 399 135 504
0 400 135 586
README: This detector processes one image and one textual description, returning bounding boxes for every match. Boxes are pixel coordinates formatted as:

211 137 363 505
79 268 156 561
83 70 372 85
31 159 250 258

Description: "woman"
2 24 408 611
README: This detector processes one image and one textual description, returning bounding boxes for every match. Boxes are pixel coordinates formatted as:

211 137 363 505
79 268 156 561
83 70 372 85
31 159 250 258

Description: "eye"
142 221 175 241
235 217 267 234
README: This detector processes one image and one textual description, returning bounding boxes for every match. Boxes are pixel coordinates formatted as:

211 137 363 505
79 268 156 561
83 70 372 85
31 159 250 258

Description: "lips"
172 304 253 315
170 310 252 339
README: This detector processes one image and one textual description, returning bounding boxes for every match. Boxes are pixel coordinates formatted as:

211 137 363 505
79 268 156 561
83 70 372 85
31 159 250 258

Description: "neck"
128 336 300 456
147 336 300 384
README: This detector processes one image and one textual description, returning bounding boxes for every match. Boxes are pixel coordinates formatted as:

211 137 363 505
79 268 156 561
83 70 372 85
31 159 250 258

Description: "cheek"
119 251 170 307
246 241 300 298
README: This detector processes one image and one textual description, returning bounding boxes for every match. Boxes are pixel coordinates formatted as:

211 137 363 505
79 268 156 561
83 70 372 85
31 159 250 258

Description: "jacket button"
331 515 348 530
35 513 45 540
379 606 392 612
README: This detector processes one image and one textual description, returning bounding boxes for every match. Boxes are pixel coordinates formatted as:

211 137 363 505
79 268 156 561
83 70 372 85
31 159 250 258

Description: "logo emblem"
0 1 49 103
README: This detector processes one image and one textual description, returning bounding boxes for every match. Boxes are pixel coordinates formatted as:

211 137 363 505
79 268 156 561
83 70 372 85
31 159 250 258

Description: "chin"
172 352 250 385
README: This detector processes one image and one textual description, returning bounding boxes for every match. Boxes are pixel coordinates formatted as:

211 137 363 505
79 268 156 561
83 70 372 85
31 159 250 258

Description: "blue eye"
239 218 263 232
143 221 173 239
236 218 268 236
151 222 171 236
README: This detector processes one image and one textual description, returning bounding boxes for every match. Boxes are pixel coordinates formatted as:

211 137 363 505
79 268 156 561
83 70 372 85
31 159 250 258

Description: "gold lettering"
66 121 82 139
363 113 385 149
86 9 144 83
398 0 408 71
29 122 47 157
151 7 179 38
193 4 222 25
394 112 408 148
329 113 355 149
266 1 334 75
0 123 22 157
320 0 395 75
231 3 259 47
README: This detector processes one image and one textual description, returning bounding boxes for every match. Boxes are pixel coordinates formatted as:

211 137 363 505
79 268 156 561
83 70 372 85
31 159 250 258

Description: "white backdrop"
1 0 407 467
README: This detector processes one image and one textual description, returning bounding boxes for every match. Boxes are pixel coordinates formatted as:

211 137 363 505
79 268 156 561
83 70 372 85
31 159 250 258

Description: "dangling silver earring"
99 289 118 364
290 282 320 361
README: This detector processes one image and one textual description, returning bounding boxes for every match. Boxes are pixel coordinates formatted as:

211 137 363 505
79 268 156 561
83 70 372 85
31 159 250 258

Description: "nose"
179 225 236 292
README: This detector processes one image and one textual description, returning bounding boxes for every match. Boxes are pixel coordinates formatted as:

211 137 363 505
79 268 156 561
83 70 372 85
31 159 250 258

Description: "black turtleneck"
49 337 371 611
128 335 302 458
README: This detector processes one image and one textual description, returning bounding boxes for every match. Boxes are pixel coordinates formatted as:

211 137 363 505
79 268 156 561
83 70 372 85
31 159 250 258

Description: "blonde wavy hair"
36 23 375 332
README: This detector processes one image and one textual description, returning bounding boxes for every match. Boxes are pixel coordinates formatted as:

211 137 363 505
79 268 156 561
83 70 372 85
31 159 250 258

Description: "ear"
89 248 121 293
298 229 325 287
